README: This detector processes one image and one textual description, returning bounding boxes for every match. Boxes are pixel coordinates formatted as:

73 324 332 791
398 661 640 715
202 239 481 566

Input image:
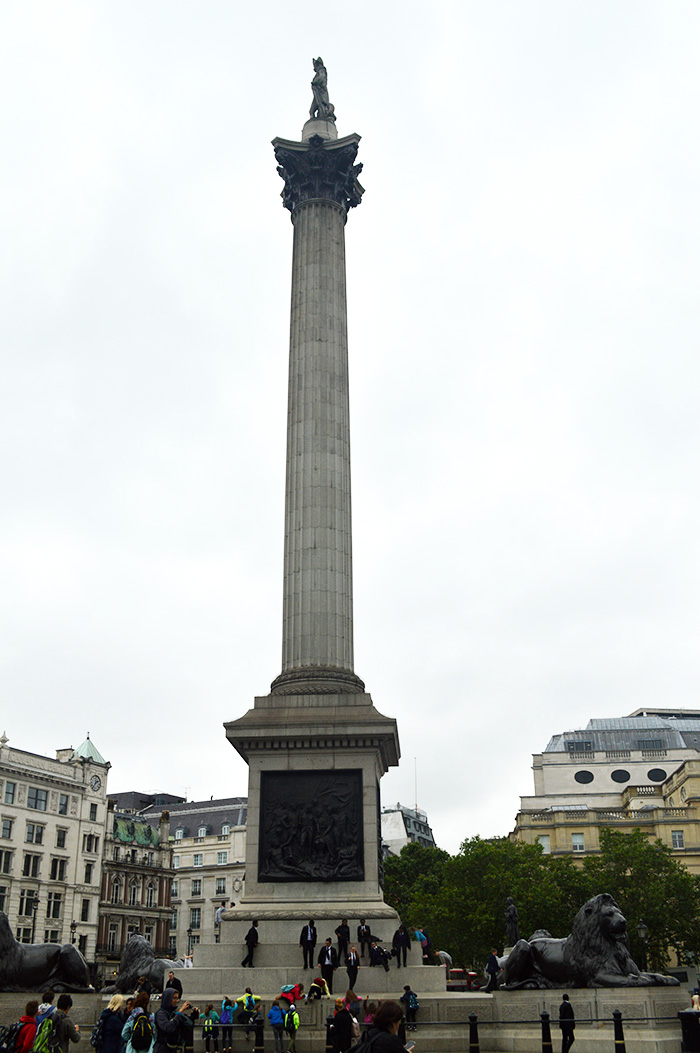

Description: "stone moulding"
273 133 365 215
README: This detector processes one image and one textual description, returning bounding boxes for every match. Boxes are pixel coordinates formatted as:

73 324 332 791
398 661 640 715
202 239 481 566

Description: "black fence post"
468 1012 480 1053
540 1010 553 1053
254 1017 265 1053
612 1009 626 1053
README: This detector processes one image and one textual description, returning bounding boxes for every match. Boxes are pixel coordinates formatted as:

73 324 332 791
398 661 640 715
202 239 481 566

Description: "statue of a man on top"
309 57 336 122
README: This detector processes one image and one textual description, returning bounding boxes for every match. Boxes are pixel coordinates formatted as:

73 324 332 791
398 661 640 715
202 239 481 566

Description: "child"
200 1004 219 1053
399 986 419 1032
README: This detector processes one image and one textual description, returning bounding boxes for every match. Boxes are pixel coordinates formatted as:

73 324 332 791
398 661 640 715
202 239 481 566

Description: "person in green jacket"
284 1005 299 1053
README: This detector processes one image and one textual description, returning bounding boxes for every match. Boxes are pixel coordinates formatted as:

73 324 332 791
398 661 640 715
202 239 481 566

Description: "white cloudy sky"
2 2 699 855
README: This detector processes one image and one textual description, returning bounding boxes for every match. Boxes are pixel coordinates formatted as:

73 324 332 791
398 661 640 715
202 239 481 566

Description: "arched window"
146 882 155 908
221 824 230 836
129 880 139 907
198 826 207 838
111 879 121 905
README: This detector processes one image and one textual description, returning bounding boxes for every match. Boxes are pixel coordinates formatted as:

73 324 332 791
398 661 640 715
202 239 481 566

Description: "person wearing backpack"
10 1000 38 1053
153 989 192 1053
266 1001 285 1053
399 987 419 1032
32 995 60 1053
54 996 80 1053
283 1005 299 1053
199 1006 219 1053
235 990 259 1039
96 996 125 1053
122 993 154 1053
218 1001 233 1053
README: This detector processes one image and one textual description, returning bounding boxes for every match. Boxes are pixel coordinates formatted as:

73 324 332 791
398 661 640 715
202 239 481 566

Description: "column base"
270 666 365 695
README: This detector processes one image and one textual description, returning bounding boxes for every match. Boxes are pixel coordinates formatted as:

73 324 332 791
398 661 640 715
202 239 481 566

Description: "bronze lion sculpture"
103 934 180 994
501 893 679 989
0 911 91 992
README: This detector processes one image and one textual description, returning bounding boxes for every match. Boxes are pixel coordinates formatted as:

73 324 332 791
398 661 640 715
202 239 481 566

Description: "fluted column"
270 132 365 695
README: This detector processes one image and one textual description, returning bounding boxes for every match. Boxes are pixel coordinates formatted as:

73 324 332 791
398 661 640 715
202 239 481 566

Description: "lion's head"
565 893 637 984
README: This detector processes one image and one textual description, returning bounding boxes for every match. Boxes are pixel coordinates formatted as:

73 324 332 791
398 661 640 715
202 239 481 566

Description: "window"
144 926 153 944
0 850 12 874
173 855 180 869
27 787 48 811
611 769 631 783
82 834 99 853
1 819 12 839
19 889 39 916
638 738 664 751
217 851 228 866
26 823 44 844
113 847 120 861
44 929 60 943
175 829 184 841
111 879 121 905
50 858 67 881
681 786 687 801
84 862 93 884
89 803 98 822
566 741 593 753
672 830 685 850
198 826 207 838
648 768 668 782
0 886 6 911
191 879 202 896
146 882 155 908
571 833 585 853
78 934 87 955
216 877 226 895
190 933 200 946
58 795 68 816
536 835 551 854
190 908 201 929
23 853 40 877
46 892 62 919
129 880 139 907
574 771 593 784
171 910 178 931
146 852 154 865
168 936 177 956
4 782 16 805
16 927 32 943
221 824 230 836
81 898 90 922
193 854 203 867
108 925 118 953
56 829 67 849
171 880 178 898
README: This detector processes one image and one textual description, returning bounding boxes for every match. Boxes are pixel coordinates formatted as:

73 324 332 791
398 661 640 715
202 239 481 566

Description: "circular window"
611 769 630 783
647 768 667 782
574 770 594 784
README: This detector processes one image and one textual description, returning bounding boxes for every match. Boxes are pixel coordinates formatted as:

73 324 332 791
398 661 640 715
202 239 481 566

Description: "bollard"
254 1017 265 1053
612 1009 626 1053
540 1010 553 1053
468 1012 480 1053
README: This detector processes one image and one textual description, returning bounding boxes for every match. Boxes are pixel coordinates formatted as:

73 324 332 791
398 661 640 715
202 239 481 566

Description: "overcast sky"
2 2 699 855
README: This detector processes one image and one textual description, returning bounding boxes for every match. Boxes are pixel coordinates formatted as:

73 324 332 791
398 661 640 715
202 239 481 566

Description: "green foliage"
383 829 700 974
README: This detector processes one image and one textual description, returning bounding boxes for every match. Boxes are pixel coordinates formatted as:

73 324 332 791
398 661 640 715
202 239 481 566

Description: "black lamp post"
637 920 648 971
31 896 40 944
70 920 77 945
187 927 192 955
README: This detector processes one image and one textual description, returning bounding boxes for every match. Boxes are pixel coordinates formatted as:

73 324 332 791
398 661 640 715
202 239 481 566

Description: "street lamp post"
637 920 648 972
70 920 77 945
31 896 40 944
187 927 192 955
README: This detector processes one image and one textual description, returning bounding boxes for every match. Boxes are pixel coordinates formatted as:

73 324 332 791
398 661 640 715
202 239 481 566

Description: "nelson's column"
221 62 408 970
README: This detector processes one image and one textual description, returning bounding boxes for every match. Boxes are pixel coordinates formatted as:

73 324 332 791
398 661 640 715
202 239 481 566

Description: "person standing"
346 945 360 989
219 1000 234 1053
559 994 575 1053
164 973 183 998
241 920 259 968
214 902 227 943
54 995 81 1053
267 1001 285 1053
16 1000 39 1053
331 1000 354 1053
399 986 419 1032
485 949 500 992
392 925 410 969
318 938 339 994
334 920 350 964
283 1004 299 1053
357 919 371 960
98 996 126 1053
434 949 453 979
200 1005 220 1053
299 920 317 969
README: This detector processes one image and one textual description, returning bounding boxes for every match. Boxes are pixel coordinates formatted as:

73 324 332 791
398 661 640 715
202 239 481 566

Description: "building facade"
0 732 110 961
96 805 173 979
511 710 700 873
381 802 436 857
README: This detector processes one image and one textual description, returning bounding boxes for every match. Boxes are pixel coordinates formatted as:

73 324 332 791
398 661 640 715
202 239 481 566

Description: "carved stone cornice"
273 133 364 215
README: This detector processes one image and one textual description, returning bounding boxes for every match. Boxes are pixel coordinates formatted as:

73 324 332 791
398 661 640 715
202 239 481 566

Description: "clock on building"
90 775 102 791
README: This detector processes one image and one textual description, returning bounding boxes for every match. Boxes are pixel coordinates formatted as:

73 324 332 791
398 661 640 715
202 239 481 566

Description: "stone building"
511 709 700 872
381 802 436 857
0 732 109 960
111 793 247 958
96 805 172 977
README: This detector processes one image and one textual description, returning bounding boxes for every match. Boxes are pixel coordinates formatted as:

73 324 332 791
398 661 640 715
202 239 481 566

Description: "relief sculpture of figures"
505 896 520 945
309 57 336 122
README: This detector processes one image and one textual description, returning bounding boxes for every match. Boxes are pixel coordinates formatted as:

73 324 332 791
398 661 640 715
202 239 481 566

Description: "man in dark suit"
346 944 360 989
317 938 338 994
334 919 350 963
299 919 317 969
241 919 259 967
357 918 372 959
559 993 575 1053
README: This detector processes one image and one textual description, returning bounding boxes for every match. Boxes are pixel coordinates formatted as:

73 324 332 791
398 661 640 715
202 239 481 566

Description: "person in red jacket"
16 1000 39 1053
